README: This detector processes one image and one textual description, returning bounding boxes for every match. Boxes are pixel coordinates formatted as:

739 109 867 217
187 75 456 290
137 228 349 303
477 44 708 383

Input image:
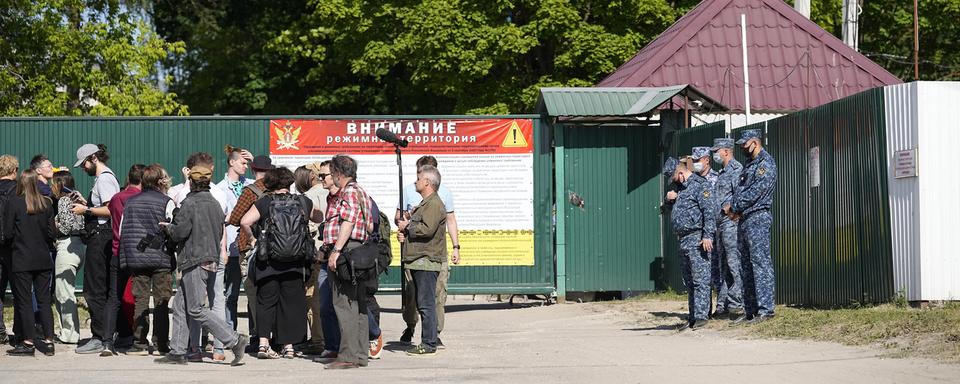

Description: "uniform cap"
736 129 761 145
711 138 734 151
662 157 679 178
691 146 711 160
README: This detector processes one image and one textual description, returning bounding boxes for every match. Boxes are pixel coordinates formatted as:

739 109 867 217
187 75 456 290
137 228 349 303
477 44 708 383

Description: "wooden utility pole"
913 0 919 80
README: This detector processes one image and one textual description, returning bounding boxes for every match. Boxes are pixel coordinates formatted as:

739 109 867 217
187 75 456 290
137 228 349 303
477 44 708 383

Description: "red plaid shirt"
322 182 372 245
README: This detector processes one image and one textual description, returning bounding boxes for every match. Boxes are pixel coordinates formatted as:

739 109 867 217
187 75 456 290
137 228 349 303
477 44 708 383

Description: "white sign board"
894 149 918 178
809 146 820 188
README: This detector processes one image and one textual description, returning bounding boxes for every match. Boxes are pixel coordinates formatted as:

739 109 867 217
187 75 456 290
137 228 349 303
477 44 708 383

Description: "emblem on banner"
501 121 529 148
275 121 302 150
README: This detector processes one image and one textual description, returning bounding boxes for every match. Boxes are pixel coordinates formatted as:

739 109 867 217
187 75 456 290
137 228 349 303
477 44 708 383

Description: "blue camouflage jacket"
715 158 743 218
670 173 718 240
733 149 777 216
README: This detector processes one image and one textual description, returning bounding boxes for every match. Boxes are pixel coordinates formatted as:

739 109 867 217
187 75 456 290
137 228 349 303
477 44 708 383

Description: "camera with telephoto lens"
137 230 169 252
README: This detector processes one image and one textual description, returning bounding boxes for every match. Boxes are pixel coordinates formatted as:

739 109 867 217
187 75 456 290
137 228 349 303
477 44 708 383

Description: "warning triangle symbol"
501 122 529 148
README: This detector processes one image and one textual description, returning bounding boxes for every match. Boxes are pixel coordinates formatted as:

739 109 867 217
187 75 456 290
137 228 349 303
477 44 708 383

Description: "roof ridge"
759 0 900 84
601 0 734 87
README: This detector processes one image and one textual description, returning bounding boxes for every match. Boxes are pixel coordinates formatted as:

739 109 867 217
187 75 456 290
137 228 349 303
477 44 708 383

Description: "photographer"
119 164 175 355
155 165 247 366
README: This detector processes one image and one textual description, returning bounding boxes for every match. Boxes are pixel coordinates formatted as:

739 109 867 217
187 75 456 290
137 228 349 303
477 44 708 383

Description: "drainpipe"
554 123 567 303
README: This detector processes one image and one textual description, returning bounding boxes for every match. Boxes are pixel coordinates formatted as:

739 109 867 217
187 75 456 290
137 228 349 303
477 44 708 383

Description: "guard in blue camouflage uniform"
703 155 721 311
729 129 777 324
710 138 743 317
664 148 717 330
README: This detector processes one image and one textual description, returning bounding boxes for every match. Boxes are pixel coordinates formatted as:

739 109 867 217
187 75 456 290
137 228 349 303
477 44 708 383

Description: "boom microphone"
376 128 409 147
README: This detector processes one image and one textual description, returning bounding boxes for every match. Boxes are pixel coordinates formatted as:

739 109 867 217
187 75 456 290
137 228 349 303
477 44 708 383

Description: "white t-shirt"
398 183 455 213
167 182 229 214
91 168 120 225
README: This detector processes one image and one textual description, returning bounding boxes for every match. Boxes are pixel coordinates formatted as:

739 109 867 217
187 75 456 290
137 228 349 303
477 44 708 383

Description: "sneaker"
75 339 104 354
313 350 338 363
399 327 414 343
731 314 753 325
746 314 774 325
6 343 36 356
229 336 248 366
156 343 170 355
436 337 445 350
676 321 693 332
186 350 203 362
125 344 149 356
0 330 8 345
40 341 55 356
405 344 437 356
300 342 326 355
100 342 117 357
154 354 188 365
368 334 383 360
690 319 709 330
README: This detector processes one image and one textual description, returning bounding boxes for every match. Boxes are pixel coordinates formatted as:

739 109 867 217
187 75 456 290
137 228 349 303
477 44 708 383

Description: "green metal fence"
0 116 555 295
731 88 894 306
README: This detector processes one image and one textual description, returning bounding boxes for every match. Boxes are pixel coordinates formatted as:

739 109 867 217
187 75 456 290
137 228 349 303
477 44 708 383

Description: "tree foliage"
160 0 699 115
0 0 188 116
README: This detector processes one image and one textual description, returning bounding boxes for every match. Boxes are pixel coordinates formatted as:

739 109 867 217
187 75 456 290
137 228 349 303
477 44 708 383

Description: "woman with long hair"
50 170 86 344
3 170 56 356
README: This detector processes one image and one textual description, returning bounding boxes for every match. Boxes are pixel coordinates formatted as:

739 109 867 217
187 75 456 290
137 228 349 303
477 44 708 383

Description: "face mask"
740 143 754 157
712 153 723 163
693 162 704 173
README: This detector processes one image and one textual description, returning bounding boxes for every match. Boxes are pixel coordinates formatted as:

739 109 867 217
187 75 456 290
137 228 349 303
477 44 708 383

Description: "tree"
273 0 696 114
0 0 188 116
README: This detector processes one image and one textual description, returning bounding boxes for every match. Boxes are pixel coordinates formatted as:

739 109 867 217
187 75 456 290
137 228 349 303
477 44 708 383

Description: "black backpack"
373 211 392 274
262 194 312 263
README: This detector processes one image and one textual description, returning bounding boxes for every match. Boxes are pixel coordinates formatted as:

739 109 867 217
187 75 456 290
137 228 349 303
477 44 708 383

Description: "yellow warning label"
501 121 529 148
389 230 534 266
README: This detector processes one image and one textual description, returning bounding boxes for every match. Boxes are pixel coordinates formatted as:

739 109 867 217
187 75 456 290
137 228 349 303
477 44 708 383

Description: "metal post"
913 0 919 80
396 145 406 299
553 124 567 303
741 13 752 125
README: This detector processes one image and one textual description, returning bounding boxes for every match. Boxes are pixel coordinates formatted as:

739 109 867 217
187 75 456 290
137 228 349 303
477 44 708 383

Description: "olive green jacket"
402 191 447 266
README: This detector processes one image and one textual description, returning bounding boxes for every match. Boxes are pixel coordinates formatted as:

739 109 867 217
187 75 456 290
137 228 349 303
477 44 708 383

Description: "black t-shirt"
252 193 313 282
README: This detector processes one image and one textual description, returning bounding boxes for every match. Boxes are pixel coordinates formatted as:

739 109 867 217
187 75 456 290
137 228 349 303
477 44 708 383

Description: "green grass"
2 295 91 335
743 302 960 361
623 288 687 302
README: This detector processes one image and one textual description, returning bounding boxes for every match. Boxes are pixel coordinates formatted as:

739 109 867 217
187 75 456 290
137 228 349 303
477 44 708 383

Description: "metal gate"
560 124 663 292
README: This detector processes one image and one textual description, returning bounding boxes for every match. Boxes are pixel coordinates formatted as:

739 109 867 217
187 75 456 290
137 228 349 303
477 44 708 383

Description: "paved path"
0 295 957 383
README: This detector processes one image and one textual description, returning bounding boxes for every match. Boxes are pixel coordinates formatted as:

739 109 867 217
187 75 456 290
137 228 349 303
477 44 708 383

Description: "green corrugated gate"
559 124 663 292
661 121 726 292
729 88 893 306
0 116 554 295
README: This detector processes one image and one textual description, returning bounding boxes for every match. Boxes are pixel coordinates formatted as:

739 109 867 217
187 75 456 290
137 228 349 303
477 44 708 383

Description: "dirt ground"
1 295 958 383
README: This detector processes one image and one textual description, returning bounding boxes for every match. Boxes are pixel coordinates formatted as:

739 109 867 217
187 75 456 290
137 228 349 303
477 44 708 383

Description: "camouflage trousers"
713 218 743 312
679 231 711 322
738 210 775 317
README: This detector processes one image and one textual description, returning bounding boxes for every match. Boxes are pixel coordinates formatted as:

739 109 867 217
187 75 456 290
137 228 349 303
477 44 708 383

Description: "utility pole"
794 0 810 19
841 0 860 51
913 0 919 80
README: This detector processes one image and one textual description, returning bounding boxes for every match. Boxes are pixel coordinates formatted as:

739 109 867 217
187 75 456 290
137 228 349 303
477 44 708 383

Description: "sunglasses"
318 173 329 179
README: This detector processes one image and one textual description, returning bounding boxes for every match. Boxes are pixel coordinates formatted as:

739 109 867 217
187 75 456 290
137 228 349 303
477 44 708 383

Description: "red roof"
597 0 901 113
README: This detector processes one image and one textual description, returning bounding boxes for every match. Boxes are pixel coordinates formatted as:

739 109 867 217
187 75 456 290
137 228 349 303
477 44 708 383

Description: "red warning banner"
269 119 534 156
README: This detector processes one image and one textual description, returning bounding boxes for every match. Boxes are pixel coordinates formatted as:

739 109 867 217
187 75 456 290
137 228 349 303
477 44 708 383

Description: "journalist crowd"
0 144 459 369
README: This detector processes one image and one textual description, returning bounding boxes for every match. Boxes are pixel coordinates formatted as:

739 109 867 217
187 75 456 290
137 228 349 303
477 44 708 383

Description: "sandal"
257 345 280 359
282 346 298 359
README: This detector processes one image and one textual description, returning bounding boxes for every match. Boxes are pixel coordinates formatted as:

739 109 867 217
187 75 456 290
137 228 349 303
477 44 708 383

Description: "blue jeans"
411 269 438 348
224 256 242 330
317 267 339 351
